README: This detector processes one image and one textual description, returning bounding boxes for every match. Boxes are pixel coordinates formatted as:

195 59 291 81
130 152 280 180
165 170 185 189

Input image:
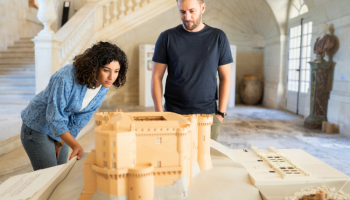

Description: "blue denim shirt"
21 64 108 141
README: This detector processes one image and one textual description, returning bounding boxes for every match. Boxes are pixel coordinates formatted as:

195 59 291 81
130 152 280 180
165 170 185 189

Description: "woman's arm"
60 132 84 160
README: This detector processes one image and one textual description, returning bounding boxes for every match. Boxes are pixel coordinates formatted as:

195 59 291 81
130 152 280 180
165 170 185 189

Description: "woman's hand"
59 132 84 160
69 145 84 160
55 145 62 161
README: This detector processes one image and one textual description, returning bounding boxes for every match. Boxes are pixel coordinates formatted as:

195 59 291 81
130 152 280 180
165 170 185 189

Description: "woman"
21 42 128 170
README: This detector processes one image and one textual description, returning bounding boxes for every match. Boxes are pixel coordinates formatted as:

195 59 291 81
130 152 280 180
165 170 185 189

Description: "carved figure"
314 23 335 62
78 111 213 200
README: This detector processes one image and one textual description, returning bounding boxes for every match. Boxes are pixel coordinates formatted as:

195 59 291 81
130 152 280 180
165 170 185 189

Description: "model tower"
78 111 213 200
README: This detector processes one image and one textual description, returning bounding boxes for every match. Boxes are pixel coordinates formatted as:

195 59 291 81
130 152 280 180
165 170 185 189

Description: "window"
104 161 107 168
287 21 313 93
112 153 115 158
112 141 115 147
156 137 162 144
103 152 106 158
290 0 308 19
103 140 106 146
157 161 161 168
202 135 205 141
132 159 135 167
112 162 116 169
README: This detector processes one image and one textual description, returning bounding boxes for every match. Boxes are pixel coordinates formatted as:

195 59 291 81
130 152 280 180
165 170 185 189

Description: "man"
151 0 232 141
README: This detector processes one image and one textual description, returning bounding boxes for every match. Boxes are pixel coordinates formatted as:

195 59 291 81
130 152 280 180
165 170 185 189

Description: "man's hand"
216 114 224 122
55 144 62 161
69 145 84 160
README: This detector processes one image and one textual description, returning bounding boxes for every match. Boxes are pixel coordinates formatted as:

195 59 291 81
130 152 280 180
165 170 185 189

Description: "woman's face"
97 61 120 88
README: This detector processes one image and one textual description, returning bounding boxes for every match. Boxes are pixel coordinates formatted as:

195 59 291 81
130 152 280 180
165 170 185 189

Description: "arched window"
290 0 308 19
286 0 312 116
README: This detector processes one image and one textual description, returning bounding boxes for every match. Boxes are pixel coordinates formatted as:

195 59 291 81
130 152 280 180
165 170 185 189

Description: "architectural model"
251 146 311 179
285 186 350 200
78 110 213 200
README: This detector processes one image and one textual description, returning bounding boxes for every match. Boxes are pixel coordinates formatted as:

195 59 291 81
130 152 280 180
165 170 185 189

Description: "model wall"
108 0 280 105
302 0 350 137
136 134 181 167
0 0 42 50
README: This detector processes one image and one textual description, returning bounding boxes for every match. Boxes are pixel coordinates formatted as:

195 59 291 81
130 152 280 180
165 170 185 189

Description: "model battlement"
79 111 213 200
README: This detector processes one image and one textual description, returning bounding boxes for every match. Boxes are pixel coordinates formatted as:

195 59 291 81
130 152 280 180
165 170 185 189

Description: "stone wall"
109 0 279 105
303 0 350 137
0 0 42 51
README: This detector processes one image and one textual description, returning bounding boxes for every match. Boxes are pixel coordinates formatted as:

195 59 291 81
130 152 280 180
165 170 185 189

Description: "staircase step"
0 63 35 68
0 90 35 100
19 37 33 41
8 43 34 48
0 52 34 58
0 75 35 82
0 99 31 105
14 40 34 45
0 68 35 75
0 59 34 63
0 82 35 90
0 49 34 53
7 47 34 51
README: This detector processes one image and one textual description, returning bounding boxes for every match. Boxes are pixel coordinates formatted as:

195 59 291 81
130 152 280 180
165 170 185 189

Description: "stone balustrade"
33 0 152 93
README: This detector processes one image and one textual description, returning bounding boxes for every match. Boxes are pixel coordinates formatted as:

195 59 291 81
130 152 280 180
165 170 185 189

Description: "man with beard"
151 0 232 141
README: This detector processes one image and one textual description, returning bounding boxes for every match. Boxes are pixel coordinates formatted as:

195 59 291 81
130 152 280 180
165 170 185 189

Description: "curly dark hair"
73 41 128 89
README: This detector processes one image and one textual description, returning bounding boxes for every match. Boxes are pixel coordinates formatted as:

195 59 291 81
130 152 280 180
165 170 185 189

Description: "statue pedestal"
304 61 331 129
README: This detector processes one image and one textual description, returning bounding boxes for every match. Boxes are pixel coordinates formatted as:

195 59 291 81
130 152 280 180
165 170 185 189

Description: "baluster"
126 0 133 14
119 0 126 18
141 0 148 7
135 0 140 9
104 3 111 27
59 51 62 64
112 0 118 21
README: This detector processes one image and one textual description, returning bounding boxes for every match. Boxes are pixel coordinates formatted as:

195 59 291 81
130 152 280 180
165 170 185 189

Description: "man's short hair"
176 0 204 4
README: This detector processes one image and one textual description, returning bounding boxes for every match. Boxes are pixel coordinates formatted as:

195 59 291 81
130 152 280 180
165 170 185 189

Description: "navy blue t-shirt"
152 24 233 114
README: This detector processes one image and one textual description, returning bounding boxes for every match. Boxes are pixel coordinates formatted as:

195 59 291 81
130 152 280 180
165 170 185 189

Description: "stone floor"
0 104 350 184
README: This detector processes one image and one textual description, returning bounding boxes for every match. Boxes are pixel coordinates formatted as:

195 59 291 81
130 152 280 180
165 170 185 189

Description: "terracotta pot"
239 75 263 105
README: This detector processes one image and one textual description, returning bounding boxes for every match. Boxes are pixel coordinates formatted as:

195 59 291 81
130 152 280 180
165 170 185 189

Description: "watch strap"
217 111 226 118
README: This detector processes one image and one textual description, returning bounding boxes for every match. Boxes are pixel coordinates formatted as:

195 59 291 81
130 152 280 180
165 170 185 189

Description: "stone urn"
239 75 263 105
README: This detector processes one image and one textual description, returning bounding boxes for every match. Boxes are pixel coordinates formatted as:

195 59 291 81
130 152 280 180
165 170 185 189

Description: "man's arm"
151 62 167 112
217 63 231 122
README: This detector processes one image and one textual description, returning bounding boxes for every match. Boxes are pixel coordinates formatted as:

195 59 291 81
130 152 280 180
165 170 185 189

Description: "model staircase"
0 38 35 105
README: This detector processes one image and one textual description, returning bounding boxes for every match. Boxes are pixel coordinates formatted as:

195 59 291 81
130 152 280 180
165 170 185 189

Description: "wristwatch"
55 140 65 147
217 111 227 118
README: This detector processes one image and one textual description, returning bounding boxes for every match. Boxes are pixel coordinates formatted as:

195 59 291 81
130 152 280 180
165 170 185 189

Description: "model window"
103 152 106 158
103 140 106 146
112 162 116 169
104 161 107 168
202 135 205 141
112 141 115 147
156 137 162 144
112 153 115 158
157 161 161 167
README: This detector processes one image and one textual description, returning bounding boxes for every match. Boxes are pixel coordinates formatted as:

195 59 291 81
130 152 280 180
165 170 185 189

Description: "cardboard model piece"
78 110 213 200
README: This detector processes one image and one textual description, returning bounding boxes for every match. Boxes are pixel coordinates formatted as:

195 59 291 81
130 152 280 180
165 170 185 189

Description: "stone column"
32 0 60 94
304 61 331 129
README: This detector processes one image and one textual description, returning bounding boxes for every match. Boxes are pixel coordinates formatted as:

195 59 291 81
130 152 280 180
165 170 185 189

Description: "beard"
182 13 202 31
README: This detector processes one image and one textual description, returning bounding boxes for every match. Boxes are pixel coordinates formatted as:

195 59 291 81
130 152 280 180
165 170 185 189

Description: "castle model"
78 110 213 200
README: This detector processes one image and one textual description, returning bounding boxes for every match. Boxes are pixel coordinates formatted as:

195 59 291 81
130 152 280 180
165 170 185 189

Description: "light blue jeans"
21 123 69 171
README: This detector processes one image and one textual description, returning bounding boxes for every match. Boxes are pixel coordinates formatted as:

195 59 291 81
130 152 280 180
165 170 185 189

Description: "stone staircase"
0 38 35 105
